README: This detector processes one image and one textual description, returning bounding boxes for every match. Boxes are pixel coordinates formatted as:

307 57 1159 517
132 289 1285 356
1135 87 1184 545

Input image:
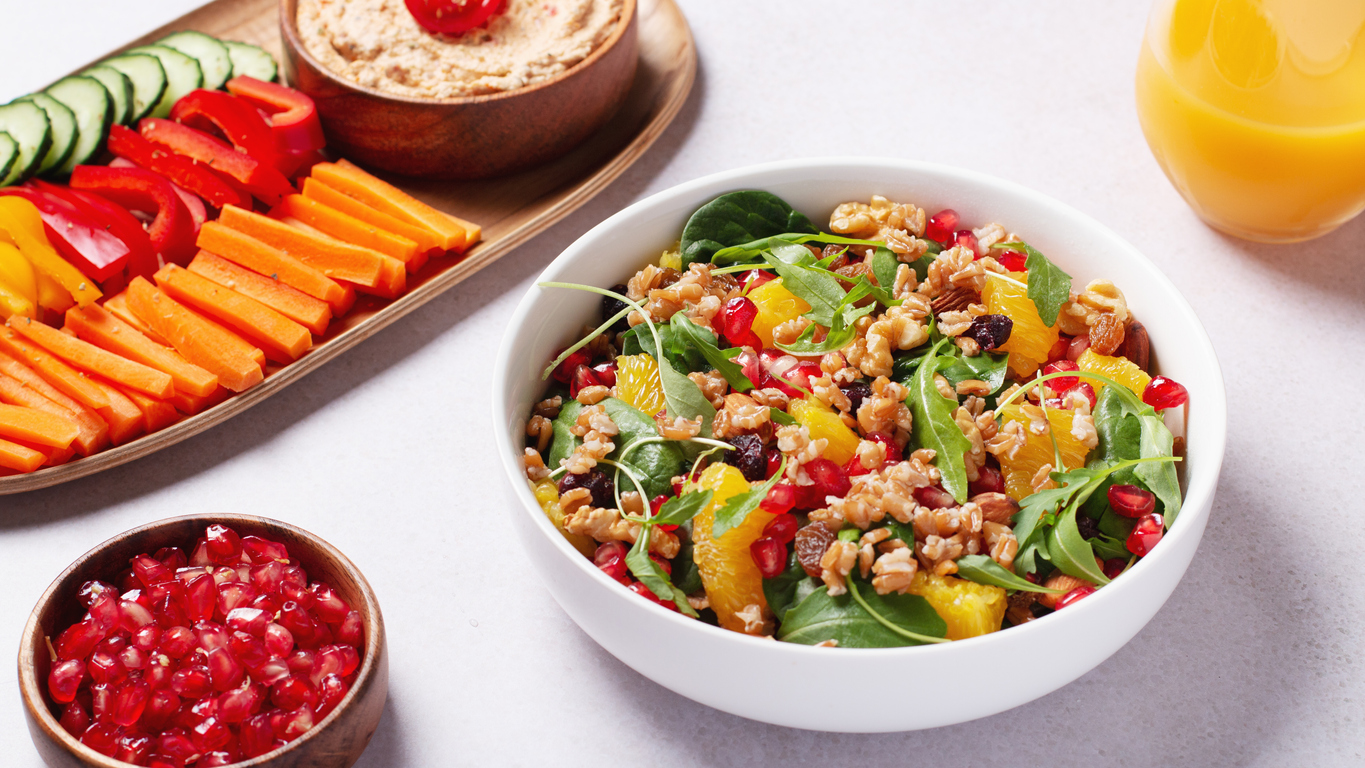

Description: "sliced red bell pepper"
139 118 294 205
170 89 279 171
106 124 249 210
109 157 208 233
70 166 196 268
225 76 326 155
277 149 327 180
0 186 130 282
31 181 159 281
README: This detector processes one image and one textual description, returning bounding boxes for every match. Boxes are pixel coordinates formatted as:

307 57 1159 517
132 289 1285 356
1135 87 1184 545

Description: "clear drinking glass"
1135 0 1365 242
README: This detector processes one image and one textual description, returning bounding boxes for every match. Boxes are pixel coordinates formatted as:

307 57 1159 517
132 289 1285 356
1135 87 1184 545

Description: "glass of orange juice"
1136 0 1365 242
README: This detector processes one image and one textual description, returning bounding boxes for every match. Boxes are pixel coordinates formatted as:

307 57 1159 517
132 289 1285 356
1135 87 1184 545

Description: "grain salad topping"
524 190 1187 647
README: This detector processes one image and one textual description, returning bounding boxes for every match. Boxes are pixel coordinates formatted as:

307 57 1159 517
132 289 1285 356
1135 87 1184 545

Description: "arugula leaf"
619 323 707 375
652 489 713 526
776 582 947 647
1097 506 1137 540
1047 503 1111 585
680 191 818 267
954 555 1066 594
891 345 935 386
1011 467 1103 576
762 552 813 624
625 531 697 617
1090 385 1182 524
1000 240 1071 327
770 410 797 426
668 314 755 391
1089 533 1130 561
906 338 973 503
761 251 849 327
774 286 877 355
711 232 888 266
710 463 788 540
546 399 584 469
939 350 1010 394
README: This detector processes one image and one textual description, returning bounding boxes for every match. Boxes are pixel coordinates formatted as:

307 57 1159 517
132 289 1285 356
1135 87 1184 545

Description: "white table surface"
2 1 1363 765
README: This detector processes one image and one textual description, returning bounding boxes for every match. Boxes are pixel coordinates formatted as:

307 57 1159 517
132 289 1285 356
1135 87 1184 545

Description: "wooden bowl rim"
18 513 385 768
280 0 639 107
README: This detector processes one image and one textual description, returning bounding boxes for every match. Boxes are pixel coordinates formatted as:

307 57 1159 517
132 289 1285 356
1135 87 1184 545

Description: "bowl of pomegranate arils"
494 157 1226 731
19 515 387 768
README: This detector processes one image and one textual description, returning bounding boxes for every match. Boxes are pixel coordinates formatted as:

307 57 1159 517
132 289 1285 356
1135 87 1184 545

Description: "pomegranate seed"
1055 585 1096 609
954 229 980 256
721 296 763 350
925 209 960 244
569 364 602 399
204 525 242 565
271 675 319 711
750 537 787 578
1066 334 1091 361
89 649 128 685
626 582 677 611
277 706 315 740
218 682 264 723
759 482 797 515
115 731 153 764
1043 359 1080 391
77 580 117 608
1108 484 1157 518
551 347 590 383
217 581 259 617
842 453 871 477
287 649 316 676
329 644 360 677
171 666 213 699
55 618 104 661
804 458 851 503
335 611 364 647
249 561 285 594
229 631 270 670
865 431 903 464
119 645 147 671
60 700 91 737
190 714 231 752
153 594 189 629
143 689 180 731
239 713 276 758
914 485 957 509
1064 382 1098 410
1126 513 1165 556
241 536 289 565
740 269 776 292
90 681 113 721
995 248 1027 272
1142 376 1188 410
155 547 187 570
762 513 799 544
81 721 121 756
112 676 151 726
145 656 174 691
118 599 156 634
277 602 319 647
1103 557 1128 579
970 464 1006 496
317 673 349 716
593 541 630 584
159 625 196 658
157 728 198 763
648 554 672 577
207 648 245 691
225 607 269 637
184 573 218 622
195 621 230 653
310 647 346 686
281 582 315 609
88 592 122 632
733 349 763 388
591 361 618 386
785 361 825 392
249 592 283 616
48 659 86 703
249 658 291 687
201 751 238 767
764 447 783 479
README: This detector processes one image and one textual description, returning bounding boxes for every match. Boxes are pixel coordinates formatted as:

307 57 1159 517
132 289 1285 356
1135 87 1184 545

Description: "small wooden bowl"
19 514 388 768
279 0 640 180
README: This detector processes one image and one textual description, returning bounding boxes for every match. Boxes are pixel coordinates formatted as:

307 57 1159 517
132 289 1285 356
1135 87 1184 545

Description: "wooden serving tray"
0 0 696 494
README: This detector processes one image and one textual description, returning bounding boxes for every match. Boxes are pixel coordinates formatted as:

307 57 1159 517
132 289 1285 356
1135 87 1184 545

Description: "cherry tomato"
404 0 505 35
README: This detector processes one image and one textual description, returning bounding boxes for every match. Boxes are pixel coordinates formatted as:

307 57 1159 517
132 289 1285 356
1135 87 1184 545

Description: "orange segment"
614 354 666 416
906 572 1006 640
982 271 1058 378
748 279 810 348
996 403 1090 502
1076 348 1151 399
691 464 774 633
532 479 598 558
788 397 858 465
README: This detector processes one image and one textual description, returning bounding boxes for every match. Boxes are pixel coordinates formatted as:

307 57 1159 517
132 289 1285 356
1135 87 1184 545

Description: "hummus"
297 0 624 99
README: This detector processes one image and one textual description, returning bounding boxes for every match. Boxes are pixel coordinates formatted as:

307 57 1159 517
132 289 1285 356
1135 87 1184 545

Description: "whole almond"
1038 573 1092 609
970 492 1020 524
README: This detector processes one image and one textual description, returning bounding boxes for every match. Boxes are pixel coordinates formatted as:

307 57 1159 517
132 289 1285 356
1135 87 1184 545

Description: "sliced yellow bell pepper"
0 197 100 307
0 241 37 319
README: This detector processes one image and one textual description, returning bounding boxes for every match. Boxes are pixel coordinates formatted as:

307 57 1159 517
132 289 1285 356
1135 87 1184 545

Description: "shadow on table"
1215 211 1365 301
0 71 706 530
353 694 408 767
598 469 1316 766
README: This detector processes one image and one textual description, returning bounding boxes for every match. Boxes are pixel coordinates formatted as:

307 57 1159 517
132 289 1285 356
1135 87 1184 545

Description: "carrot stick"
300 178 442 253
219 204 387 286
271 215 408 297
311 160 476 251
187 251 331 336
0 437 45 472
197 222 349 314
154 265 311 364
0 351 109 455
6 316 174 399
115 384 179 432
103 291 170 346
89 379 146 445
65 305 219 398
125 277 264 393
172 385 229 416
0 403 79 448
0 370 106 456
16 437 75 467
0 327 109 410
272 194 419 264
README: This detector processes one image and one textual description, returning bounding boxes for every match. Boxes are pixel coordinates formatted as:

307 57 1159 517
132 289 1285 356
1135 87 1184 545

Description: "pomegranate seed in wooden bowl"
19 514 387 768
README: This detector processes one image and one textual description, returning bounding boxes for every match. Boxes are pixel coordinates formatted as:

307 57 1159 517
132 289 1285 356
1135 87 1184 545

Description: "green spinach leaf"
763 552 813 624
954 555 1066 593
907 338 973 503
711 232 886 266
939 351 1010 394
547 399 584 469
602 398 687 499
672 520 702 595
776 583 947 647
668 314 755 391
1001 240 1070 327
761 251 849 327
619 324 707 375
680 191 818 267
870 246 900 295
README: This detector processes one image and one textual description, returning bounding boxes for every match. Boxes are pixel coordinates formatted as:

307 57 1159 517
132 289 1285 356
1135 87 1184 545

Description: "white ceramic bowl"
492 157 1226 732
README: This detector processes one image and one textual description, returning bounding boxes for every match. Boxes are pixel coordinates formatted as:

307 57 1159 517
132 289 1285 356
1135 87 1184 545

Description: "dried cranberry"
840 380 872 415
926 209 960 244
1076 514 1100 540
1108 484 1156 518
964 314 1013 351
794 523 837 578
557 469 615 508
996 248 1027 272
725 434 767 482
602 284 631 332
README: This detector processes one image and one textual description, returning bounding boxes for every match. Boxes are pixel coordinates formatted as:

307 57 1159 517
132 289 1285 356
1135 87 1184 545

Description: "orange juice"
1135 0 1365 242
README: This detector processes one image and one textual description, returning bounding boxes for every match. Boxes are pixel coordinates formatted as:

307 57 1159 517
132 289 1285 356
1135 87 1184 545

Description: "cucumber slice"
45 76 113 176
0 133 17 183
224 40 278 82
101 53 167 123
82 65 135 126
125 45 203 119
158 30 233 90
0 100 52 186
17 93 77 176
